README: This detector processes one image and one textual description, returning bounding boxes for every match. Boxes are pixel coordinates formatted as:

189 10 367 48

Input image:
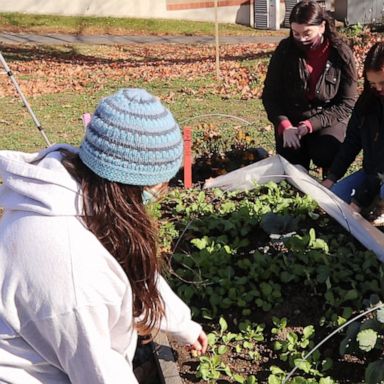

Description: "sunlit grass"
0 12 288 36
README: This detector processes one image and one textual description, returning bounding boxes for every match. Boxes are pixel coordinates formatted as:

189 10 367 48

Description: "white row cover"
204 154 384 262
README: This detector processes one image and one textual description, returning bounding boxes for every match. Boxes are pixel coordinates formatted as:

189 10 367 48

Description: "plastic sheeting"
204 154 384 262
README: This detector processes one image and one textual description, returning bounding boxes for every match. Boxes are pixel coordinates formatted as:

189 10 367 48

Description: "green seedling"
197 354 232 382
271 317 288 335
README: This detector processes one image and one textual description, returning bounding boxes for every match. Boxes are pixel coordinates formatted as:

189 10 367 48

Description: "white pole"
250 0 255 28
0 51 51 146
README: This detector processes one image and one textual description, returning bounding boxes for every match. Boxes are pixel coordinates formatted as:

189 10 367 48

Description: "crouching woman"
322 43 384 225
0 88 207 383
262 0 357 172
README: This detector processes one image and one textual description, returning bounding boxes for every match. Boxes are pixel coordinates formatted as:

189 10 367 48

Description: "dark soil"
169 286 369 384
166 223 372 383
164 153 382 383
171 147 269 187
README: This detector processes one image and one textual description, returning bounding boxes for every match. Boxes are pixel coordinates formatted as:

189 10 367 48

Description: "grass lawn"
0 14 369 173
0 42 275 155
0 15 379 384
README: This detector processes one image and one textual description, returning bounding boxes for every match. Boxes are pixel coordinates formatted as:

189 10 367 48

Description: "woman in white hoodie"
0 88 207 383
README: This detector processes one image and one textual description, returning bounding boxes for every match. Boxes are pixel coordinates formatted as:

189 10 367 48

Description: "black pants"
276 133 341 170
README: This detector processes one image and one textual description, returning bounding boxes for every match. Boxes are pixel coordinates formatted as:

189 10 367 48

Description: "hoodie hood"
0 144 82 216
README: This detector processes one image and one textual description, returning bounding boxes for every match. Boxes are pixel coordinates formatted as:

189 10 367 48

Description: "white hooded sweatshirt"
0 144 201 384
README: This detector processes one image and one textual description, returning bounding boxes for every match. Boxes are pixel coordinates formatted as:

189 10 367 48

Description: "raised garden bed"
154 175 384 384
134 332 182 384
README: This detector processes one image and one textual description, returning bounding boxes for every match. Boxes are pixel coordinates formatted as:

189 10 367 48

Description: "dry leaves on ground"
0 43 275 99
1 31 382 100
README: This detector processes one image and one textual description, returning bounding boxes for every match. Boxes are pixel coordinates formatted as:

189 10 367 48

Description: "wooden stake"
214 0 220 79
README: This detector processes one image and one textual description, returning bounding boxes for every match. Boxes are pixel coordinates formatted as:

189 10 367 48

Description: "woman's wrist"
277 119 294 135
321 178 334 189
297 124 309 137
350 201 361 213
298 120 313 134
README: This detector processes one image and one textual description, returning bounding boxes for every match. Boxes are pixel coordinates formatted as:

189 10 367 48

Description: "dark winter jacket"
262 38 357 142
327 94 384 206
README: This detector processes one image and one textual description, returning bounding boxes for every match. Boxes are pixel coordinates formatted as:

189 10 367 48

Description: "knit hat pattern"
79 88 183 186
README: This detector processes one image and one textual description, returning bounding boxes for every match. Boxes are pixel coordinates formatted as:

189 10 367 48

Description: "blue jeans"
331 169 384 204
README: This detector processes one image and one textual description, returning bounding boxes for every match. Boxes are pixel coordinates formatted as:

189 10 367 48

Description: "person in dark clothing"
262 0 357 172
322 42 384 225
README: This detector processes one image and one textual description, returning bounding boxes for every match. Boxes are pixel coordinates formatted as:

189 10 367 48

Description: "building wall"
0 0 252 25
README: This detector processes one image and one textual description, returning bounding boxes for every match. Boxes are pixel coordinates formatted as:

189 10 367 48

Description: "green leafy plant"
339 296 384 384
271 317 288 335
274 326 315 365
158 181 384 382
197 354 231 381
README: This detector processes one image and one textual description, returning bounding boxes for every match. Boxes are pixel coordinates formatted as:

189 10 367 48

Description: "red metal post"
183 127 192 189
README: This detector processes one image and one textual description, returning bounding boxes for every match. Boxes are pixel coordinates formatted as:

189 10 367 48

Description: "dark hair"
290 0 324 24
363 42 384 77
289 0 355 82
61 150 164 337
289 0 337 39
359 42 384 112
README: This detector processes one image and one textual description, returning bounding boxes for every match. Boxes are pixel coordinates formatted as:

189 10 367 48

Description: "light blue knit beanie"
79 88 183 186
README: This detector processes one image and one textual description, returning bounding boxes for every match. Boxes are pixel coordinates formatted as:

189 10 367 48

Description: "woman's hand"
349 201 361 213
283 127 301 149
188 331 208 356
321 178 334 189
297 124 309 138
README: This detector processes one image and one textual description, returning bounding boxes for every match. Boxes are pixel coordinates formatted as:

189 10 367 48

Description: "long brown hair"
62 150 164 336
